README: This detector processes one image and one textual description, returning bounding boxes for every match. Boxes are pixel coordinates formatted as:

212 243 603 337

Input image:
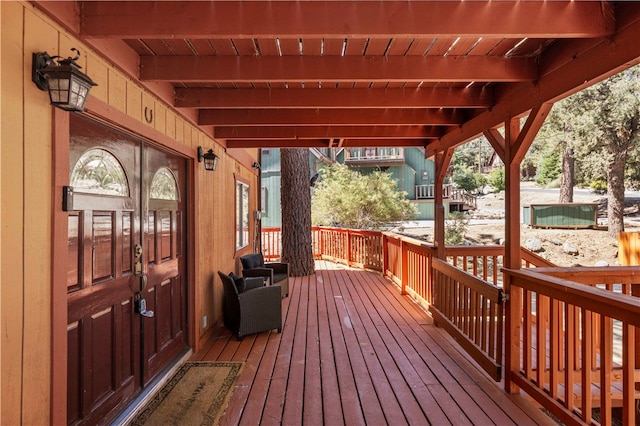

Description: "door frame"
51 98 200 425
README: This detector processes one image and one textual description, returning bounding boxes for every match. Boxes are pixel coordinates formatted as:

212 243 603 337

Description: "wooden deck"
193 261 555 425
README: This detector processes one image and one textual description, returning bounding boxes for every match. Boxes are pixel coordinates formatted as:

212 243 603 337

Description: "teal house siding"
261 173 282 228
261 147 441 227
260 148 282 228
390 165 416 199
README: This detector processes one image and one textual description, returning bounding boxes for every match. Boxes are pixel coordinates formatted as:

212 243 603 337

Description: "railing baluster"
564 302 576 412
600 314 613 425
524 290 532 380
550 298 560 399
582 310 593 422
536 293 546 390
622 323 635 425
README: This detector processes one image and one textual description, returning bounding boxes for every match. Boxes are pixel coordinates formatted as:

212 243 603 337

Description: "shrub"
452 165 487 195
589 178 607 194
487 168 505 192
445 212 469 245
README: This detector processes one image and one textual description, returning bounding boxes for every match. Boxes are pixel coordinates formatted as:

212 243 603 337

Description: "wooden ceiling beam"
176 87 493 109
81 1 613 39
199 108 465 126
225 138 428 148
436 5 640 151
141 56 536 83
226 139 330 148
342 139 428 147
215 125 442 139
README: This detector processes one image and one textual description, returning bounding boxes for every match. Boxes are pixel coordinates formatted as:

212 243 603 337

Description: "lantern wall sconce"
32 48 97 112
198 147 219 171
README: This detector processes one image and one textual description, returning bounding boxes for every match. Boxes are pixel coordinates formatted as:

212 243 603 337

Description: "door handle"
135 296 154 318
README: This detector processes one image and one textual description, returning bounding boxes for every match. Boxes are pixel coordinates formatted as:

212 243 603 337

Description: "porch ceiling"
36 1 640 155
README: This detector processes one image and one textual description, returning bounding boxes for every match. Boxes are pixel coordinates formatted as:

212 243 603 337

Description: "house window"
71 148 129 196
236 180 250 250
150 167 179 200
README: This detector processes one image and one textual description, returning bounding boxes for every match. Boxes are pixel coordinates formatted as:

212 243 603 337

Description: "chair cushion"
241 253 265 270
273 272 288 284
228 272 245 294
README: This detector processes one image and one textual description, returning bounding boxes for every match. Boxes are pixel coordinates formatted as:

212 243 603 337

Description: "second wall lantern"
198 147 219 171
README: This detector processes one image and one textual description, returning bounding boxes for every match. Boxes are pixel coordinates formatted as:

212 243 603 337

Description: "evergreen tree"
557 65 640 237
280 149 315 276
311 164 417 229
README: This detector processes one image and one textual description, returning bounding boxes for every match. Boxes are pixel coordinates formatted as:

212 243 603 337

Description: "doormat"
130 361 243 425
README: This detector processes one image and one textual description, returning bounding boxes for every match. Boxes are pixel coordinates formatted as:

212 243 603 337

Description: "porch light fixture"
198 146 219 171
32 48 97 112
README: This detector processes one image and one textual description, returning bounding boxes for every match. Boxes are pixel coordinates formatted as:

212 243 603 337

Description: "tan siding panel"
108 69 127 112
1 3 26 425
183 123 193 147
22 8 55 425
165 110 176 139
142 92 155 128
127 81 143 121
175 117 184 144
154 102 166 135
86 54 108 102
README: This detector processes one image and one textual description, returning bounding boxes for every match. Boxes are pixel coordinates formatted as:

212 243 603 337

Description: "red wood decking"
193 261 555 425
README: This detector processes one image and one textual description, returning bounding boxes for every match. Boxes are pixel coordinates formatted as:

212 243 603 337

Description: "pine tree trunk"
559 144 574 203
607 152 627 238
280 149 315 276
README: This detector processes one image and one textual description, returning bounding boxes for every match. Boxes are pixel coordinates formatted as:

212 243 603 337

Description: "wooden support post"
401 239 408 295
382 233 388 277
504 120 523 393
434 149 454 260
502 103 553 393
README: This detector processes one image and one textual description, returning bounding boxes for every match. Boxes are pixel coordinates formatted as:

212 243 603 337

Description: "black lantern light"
198 146 219 171
32 48 97 112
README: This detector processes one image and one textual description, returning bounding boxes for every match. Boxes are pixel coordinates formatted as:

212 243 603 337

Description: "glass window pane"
150 167 179 200
236 181 250 250
93 213 113 282
148 212 156 264
122 212 132 273
67 214 80 291
71 148 129 196
159 211 172 260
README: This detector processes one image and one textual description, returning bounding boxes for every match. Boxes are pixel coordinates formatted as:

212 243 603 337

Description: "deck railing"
431 258 504 380
262 226 640 424
414 183 453 200
503 267 640 425
317 226 383 271
450 188 478 209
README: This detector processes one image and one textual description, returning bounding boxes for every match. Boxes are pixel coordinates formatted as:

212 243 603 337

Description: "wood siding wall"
0 2 259 424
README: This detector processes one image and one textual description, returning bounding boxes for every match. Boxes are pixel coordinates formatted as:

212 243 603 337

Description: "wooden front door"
66 115 188 425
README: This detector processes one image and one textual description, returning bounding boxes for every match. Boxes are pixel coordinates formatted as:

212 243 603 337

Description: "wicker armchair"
240 253 290 297
218 271 282 341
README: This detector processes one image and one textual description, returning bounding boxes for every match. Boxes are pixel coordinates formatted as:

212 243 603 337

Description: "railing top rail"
433 258 502 298
316 226 382 237
382 232 436 250
504 268 640 326
531 265 640 276
520 247 555 267
445 245 504 256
